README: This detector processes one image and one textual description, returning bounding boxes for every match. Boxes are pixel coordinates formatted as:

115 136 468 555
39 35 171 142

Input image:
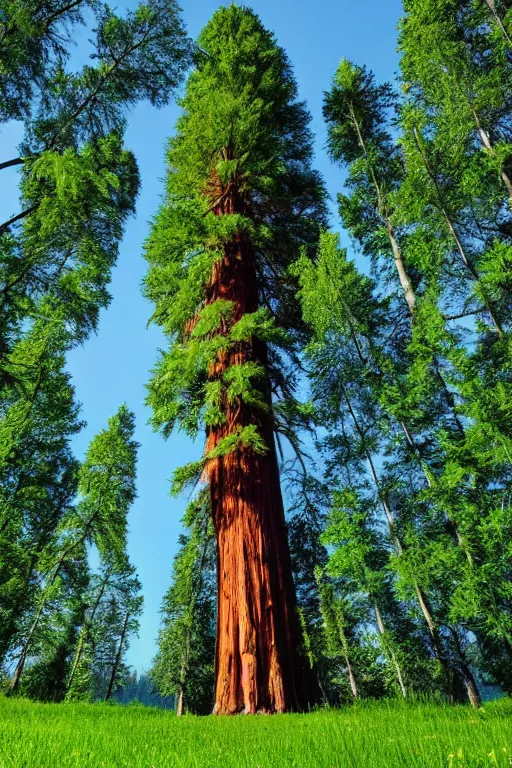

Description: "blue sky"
1 0 404 671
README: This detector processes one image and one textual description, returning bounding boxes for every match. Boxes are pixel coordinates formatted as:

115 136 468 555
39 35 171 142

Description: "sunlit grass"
0 695 511 767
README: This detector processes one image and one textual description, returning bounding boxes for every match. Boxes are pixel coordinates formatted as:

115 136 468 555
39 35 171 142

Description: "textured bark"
204 177 317 715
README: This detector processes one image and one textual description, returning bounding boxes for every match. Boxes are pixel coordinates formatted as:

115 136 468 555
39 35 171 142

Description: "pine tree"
0 321 81 666
151 493 216 716
8 404 138 692
293 232 483 705
144 5 326 714
0 0 192 372
101 574 143 702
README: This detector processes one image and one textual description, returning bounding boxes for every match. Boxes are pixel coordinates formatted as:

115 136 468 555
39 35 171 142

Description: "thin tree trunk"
67 572 111 693
482 0 512 46
333 601 358 699
176 686 185 716
348 102 416 314
345 654 359 700
339 382 453 685
104 610 130 702
412 127 503 335
449 626 482 708
374 602 407 698
10 509 100 691
205 172 317 715
9 599 46 692
471 108 512 202
346 319 471 561
386 222 416 314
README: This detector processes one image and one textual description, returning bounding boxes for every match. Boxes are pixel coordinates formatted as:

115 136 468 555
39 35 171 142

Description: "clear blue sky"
1 0 404 671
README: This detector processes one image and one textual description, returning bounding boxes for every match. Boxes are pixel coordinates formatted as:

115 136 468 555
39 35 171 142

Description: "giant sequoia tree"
144 6 326 714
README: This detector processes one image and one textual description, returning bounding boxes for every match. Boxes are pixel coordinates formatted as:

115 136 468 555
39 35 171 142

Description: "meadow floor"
0 696 512 767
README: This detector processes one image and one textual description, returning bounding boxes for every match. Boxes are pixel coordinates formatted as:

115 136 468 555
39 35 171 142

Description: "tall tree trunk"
104 610 130 703
374 602 407 698
205 179 316 715
348 102 416 314
339 383 456 694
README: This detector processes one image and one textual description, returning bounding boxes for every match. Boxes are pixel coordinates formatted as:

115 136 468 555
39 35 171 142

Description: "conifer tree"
100 573 143 702
8 404 138 692
0 0 191 373
65 562 141 702
323 59 417 316
0 321 81 665
144 5 326 714
293 232 483 705
151 493 216 716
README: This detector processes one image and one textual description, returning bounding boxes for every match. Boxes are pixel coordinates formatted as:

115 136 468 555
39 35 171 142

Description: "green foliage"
151 492 216 715
73 405 138 568
144 4 326 489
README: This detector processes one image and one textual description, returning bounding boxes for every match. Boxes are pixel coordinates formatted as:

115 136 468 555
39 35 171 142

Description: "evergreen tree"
151 493 216 716
293 232 482 705
98 573 143 702
8 404 138 692
323 59 417 316
65 562 141 702
0 322 81 666
144 5 326 714
0 1 191 691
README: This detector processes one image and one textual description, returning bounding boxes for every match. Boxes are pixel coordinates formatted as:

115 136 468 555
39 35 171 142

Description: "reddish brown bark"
203 172 317 714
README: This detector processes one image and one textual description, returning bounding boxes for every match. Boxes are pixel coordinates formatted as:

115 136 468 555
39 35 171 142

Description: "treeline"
0 0 191 700
148 1 512 714
1 0 512 715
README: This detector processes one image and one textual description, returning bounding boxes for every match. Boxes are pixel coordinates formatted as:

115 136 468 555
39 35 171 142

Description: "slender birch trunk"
348 103 416 314
340 383 457 698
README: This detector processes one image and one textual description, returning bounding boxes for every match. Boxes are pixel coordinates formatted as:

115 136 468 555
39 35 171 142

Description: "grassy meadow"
1 696 512 768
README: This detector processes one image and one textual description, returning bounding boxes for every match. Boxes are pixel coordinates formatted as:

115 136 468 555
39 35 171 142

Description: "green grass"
0 696 512 767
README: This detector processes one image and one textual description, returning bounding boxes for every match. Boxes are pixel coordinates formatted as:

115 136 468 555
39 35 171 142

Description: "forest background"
0 0 403 673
